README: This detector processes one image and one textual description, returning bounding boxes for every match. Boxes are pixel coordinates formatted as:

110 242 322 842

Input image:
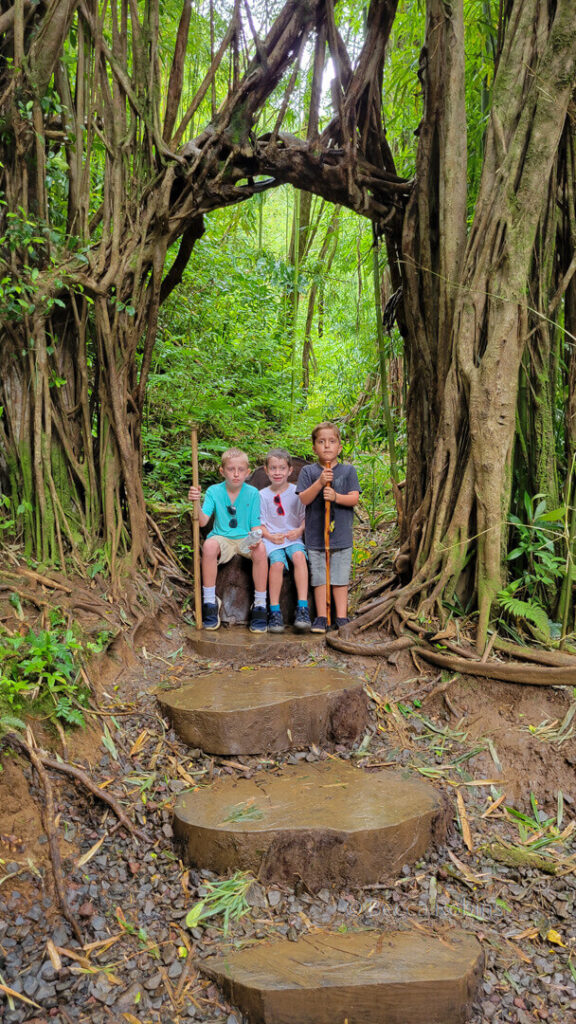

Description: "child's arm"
188 485 212 528
284 522 305 541
261 524 287 544
323 487 359 507
297 467 333 505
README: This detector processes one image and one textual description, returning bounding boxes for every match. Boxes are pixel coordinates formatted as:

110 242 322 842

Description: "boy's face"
313 429 342 465
265 456 291 489
220 456 250 488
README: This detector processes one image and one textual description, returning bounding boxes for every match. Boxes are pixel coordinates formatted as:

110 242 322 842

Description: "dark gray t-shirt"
296 462 360 550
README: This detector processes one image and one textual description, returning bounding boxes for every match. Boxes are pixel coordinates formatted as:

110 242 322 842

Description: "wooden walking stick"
190 424 202 629
323 462 331 626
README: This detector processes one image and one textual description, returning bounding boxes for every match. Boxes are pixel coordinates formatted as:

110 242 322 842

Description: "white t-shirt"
259 484 305 556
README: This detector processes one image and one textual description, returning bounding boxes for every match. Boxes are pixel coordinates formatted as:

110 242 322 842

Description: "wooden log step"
158 666 368 755
184 626 323 662
200 928 483 1024
174 760 447 889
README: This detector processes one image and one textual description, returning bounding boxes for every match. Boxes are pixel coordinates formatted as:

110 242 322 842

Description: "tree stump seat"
200 928 484 1024
174 760 448 889
157 666 368 755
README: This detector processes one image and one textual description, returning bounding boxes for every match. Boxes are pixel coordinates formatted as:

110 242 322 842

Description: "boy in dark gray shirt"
296 422 360 633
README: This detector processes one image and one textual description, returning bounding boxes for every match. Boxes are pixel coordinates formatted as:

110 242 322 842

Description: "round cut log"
184 626 322 661
174 760 448 889
200 928 484 1024
158 667 368 755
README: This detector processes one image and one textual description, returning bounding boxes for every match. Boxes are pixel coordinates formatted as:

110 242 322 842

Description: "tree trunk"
399 0 576 647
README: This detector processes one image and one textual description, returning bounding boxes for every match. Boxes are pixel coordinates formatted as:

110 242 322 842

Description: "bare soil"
1 571 576 1023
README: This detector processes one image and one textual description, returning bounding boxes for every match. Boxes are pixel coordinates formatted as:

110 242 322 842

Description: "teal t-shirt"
202 481 261 538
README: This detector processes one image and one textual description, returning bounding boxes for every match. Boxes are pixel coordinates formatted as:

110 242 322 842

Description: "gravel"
2 635 576 1024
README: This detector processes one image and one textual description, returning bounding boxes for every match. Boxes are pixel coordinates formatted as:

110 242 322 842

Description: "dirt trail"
1 605 576 1023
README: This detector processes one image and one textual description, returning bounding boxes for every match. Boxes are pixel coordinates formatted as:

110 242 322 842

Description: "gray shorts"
308 547 352 587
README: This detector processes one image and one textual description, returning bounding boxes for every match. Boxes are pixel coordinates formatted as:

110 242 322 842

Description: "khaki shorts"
211 535 252 564
308 547 352 586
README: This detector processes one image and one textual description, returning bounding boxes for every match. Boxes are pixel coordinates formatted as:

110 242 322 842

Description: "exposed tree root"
8 730 83 943
492 637 576 667
415 647 576 686
4 731 147 841
326 634 413 657
339 597 576 685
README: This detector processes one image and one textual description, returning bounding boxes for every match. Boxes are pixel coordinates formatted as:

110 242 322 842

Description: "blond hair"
221 447 250 468
311 422 341 443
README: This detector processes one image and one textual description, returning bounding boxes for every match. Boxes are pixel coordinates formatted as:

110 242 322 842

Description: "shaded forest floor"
1 556 576 1023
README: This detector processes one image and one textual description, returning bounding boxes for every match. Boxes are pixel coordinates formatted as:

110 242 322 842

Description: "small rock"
78 902 95 918
22 974 39 997
113 981 148 1012
35 981 57 1003
88 975 112 1003
143 972 162 991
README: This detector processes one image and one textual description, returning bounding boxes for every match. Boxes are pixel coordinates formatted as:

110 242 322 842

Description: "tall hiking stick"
323 461 331 625
190 424 202 629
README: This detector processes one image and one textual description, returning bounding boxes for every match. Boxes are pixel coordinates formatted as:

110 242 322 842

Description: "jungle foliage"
1 0 576 648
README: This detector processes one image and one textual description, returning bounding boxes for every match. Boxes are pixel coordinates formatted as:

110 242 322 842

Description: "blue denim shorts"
308 547 352 586
268 542 307 571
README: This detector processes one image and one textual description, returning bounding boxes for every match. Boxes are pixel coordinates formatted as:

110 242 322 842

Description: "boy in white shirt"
259 449 311 632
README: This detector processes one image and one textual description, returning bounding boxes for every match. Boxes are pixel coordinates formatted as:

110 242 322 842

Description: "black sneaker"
249 605 267 633
336 617 350 629
294 606 311 632
311 616 327 634
268 609 285 633
203 596 221 630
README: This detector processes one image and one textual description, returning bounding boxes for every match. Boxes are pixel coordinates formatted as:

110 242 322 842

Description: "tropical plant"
0 627 91 727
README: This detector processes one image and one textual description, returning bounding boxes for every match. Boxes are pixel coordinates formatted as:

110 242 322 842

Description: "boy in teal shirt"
188 448 268 632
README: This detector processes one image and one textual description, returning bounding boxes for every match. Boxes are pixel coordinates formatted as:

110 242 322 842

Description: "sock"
254 590 267 608
270 604 281 612
203 586 216 604
297 599 308 608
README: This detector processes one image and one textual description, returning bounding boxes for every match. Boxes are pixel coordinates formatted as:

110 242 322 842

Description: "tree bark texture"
396 0 576 646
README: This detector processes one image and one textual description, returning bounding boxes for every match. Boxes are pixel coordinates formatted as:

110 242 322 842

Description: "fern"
498 590 550 638
0 713 26 734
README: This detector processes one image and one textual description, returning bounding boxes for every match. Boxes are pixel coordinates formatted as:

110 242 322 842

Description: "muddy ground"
1 571 576 1023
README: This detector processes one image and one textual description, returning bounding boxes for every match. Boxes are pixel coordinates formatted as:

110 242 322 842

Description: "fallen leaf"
76 835 106 868
481 792 507 817
546 928 565 947
0 983 41 1008
456 790 474 852
129 729 149 757
46 938 62 970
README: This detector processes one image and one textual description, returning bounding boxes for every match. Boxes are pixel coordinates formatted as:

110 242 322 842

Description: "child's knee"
202 538 220 560
251 541 267 563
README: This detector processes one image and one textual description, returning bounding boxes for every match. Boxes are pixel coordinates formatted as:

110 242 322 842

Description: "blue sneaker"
249 604 267 633
311 616 327 634
268 609 285 633
294 606 311 632
202 596 221 630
